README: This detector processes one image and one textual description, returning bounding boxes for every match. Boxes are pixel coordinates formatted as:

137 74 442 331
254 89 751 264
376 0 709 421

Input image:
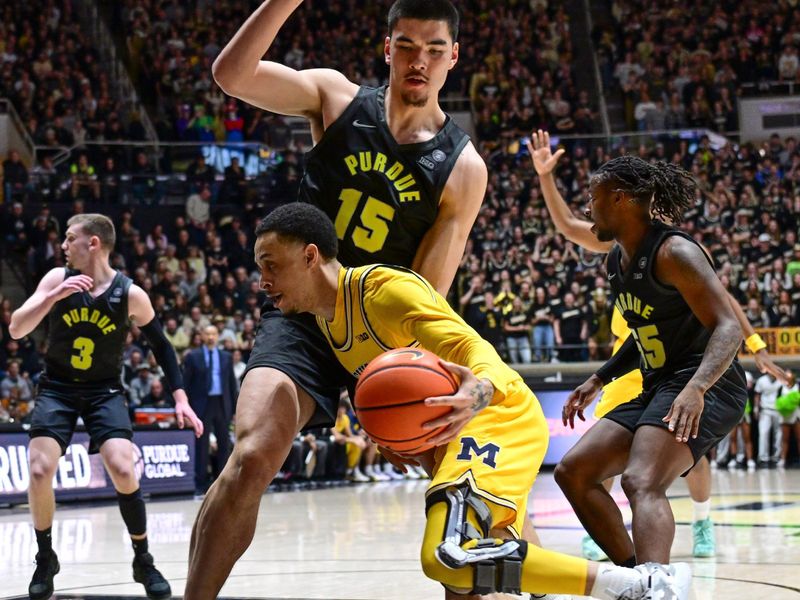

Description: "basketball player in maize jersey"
251 202 692 600
186 2 540 598
528 130 789 565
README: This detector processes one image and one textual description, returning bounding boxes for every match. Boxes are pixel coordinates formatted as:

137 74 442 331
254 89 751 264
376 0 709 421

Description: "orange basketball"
354 348 459 454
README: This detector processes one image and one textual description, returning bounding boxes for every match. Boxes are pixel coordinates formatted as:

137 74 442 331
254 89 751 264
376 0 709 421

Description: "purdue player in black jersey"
529 130 789 565
555 156 747 566
9 214 203 600
189 1 491 597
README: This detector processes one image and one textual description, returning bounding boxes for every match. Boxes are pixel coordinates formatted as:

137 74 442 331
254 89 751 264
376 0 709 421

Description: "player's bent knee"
106 459 136 483
553 460 581 491
620 470 661 498
230 435 292 485
29 457 57 484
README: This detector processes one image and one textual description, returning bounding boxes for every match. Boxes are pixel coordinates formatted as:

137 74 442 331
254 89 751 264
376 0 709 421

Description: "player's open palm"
663 384 704 443
564 374 603 428
527 129 565 176
51 274 94 301
422 360 490 447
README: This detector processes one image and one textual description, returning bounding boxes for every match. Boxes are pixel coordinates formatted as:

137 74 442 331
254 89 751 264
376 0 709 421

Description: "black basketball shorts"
244 302 355 429
29 378 133 455
603 361 747 465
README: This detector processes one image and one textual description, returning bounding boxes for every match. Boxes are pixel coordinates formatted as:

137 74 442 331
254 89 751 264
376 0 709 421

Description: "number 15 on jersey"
335 189 395 253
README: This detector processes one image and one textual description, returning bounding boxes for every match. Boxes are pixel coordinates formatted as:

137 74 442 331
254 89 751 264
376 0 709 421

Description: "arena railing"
27 140 288 205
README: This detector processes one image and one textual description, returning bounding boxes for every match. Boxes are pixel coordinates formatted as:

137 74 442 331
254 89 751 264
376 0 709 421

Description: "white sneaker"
370 468 390 482
633 562 691 600
747 459 756 470
777 458 786 469
413 465 429 479
382 463 405 480
404 466 421 479
348 467 370 483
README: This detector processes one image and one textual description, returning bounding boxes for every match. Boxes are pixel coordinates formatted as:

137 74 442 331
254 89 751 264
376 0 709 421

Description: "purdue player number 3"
71 337 96 370
335 188 395 253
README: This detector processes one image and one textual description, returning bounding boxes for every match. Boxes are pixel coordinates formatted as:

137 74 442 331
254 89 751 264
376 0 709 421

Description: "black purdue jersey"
44 269 132 385
607 221 717 387
299 85 470 267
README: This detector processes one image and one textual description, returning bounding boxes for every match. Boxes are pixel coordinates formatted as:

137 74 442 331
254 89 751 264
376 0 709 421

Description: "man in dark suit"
183 325 238 496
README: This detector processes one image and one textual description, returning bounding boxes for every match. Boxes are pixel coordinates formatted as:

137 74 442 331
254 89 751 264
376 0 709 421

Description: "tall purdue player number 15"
335 188 395 253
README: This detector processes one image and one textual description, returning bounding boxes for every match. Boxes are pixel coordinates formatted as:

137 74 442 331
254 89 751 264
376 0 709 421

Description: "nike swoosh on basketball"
353 119 377 129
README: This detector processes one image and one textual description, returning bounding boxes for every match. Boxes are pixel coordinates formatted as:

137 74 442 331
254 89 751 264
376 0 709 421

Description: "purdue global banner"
0 430 195 504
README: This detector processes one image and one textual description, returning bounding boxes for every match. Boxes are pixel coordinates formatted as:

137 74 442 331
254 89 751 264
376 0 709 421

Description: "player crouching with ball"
251 202 692 599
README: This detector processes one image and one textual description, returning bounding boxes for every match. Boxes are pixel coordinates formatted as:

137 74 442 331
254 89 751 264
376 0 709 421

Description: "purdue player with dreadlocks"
10 214 204 600
528 131 788 565
544 151 748 567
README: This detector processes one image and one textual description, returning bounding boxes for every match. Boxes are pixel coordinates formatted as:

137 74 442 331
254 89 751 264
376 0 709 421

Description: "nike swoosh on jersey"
353 119 377 129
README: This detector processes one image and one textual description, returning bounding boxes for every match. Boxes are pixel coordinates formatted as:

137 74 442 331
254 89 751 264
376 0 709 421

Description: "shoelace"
694 522 713 546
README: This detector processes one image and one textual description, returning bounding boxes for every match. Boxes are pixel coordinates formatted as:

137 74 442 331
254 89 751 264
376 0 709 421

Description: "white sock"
591 565 642 600
693 499 711 522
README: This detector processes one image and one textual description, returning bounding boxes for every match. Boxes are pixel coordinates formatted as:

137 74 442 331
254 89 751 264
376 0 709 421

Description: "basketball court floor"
1 469 798 599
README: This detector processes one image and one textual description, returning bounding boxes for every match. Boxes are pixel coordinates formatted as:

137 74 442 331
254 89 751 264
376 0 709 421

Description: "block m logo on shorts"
456 437 500 469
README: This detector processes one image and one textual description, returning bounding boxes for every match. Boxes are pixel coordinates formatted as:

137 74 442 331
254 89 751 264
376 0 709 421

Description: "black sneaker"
29 550 60 600
132 552 172 599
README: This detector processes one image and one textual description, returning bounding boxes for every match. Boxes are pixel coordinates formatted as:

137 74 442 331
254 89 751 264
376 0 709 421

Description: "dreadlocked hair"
591 155 697 224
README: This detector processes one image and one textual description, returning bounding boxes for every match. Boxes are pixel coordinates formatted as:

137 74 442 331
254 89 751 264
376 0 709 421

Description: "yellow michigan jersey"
594 307 645 418
317 265 549 537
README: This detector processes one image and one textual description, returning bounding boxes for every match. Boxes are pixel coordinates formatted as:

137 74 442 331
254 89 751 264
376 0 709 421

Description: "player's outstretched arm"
212 0 357 120
411 143 487 295
656 237 743 442
128 285 204 437
528 129 613 254
725 292 790 384
9 268 92 339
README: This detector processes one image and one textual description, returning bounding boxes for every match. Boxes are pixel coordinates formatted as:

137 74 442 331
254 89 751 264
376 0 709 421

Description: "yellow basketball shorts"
426 379 548 538
595 369 643 418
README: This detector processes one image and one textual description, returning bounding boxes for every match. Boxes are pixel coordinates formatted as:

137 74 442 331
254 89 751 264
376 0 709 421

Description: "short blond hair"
67 213 116 250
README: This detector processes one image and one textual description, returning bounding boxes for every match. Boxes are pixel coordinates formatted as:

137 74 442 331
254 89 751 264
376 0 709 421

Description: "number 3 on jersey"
71 336 95 370
630 325 665 369
335 189 395 253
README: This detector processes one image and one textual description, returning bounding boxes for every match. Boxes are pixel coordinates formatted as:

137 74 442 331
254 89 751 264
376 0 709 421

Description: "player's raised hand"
563 374 603 428
50 274 94 301
172 389 204 437
663 383 705 443
527 129 565 176
422 360 493 447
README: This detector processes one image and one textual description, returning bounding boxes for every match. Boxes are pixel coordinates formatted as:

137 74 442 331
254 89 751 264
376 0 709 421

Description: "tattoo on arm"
690 322 742 392
470 379 493 413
